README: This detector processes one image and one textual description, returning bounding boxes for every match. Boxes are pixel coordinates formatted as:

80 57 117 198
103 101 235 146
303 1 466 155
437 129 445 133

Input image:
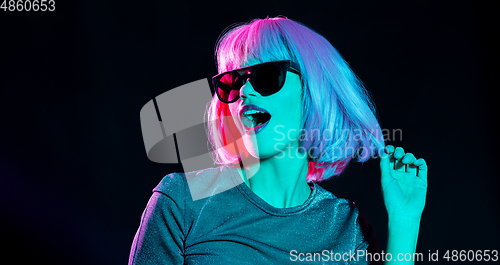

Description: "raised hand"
379 145 428 219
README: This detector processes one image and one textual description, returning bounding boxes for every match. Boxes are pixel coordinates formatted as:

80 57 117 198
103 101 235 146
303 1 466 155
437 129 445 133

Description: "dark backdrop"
1 0 498 264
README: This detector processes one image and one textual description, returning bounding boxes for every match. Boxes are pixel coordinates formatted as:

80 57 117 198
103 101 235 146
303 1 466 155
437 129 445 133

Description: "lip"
239 104 271 134
239 104 270 117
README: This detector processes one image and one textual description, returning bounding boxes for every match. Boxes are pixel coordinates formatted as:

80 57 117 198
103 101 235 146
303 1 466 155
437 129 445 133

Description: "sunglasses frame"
212 60 301 104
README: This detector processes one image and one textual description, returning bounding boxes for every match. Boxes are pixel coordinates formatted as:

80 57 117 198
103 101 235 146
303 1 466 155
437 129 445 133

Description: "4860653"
1 0 55 11
443 250 498 262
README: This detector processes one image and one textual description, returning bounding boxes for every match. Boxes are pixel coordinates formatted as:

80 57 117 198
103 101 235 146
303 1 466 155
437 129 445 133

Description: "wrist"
388 215 421 233
386 215 421 261
388 211 422 223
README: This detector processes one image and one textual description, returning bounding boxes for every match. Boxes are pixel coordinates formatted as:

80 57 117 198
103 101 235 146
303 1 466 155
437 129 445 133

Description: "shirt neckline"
224 165 318 216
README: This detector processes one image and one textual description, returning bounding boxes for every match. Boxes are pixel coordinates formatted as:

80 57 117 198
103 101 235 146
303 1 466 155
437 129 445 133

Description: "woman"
129 16 428 264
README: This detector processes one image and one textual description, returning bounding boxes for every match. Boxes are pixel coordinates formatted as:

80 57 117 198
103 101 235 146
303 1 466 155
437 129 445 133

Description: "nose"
239 78 257 100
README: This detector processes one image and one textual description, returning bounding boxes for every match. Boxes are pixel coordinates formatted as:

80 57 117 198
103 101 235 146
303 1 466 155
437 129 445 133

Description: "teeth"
243 110 265 116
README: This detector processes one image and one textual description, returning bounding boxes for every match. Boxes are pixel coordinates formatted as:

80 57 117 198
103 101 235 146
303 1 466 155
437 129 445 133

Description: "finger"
383 145 396 170
414 158 428 181
393 147 405 160
393 147 405 172
402 153 417 175
385 145 395 155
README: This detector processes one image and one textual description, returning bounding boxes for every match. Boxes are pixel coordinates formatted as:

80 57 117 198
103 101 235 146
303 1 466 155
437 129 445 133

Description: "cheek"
269 113 302 145
281 105 303 142
283 97 302 128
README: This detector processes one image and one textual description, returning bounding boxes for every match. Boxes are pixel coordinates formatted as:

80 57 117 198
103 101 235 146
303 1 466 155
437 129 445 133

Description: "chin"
243 143 285 161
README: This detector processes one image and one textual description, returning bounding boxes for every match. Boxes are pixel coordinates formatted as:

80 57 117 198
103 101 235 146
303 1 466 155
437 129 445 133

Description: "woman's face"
227 61 304 160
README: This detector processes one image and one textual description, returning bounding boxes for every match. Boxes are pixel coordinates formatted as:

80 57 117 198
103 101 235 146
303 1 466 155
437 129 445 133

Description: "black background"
1 0 498 264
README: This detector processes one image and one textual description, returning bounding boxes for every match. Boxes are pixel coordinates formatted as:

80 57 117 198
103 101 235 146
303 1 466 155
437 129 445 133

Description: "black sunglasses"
211 60 301 104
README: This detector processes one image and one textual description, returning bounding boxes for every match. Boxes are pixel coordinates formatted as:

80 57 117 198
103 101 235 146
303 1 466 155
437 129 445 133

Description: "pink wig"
206 16 385 182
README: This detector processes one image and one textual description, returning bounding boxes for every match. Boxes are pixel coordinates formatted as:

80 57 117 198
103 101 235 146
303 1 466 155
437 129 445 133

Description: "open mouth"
239 105 272 132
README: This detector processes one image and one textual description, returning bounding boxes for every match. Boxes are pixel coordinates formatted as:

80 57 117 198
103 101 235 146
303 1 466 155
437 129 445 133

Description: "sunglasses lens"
217 72 242 102
215 62 289 103
253 63 285 95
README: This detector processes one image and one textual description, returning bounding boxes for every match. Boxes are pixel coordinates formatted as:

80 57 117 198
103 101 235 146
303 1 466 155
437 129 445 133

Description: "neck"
237 145 312 208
